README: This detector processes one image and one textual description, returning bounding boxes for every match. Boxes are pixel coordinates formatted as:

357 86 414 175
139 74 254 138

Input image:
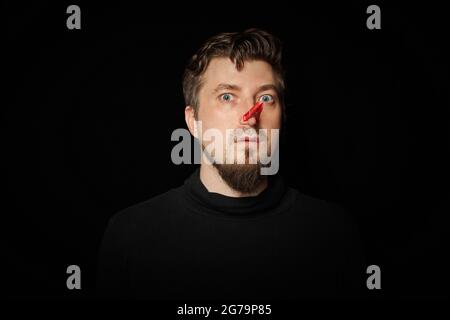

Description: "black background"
5 1 449 299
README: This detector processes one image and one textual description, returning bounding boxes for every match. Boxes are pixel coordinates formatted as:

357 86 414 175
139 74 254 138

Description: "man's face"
193 57 282 192
197 58 282 164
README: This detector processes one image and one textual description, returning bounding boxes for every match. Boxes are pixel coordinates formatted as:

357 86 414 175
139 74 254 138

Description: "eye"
220 93 234 102
259 94 274 103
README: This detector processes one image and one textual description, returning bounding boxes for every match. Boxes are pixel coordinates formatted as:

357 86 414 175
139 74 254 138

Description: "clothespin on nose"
242 101 264 122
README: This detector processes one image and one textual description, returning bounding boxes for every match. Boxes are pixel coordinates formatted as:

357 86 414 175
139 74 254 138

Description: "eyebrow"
212 83 241 94
212 83 279 95
257 84 279 94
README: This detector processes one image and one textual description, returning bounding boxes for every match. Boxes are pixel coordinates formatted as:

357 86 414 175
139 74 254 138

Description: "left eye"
259 95 274 103
220 93 233 102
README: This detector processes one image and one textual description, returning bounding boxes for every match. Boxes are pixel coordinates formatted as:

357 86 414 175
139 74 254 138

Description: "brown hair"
182 28 285 118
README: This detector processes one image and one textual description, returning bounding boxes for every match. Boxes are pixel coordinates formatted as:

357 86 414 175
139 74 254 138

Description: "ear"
185 106 197 138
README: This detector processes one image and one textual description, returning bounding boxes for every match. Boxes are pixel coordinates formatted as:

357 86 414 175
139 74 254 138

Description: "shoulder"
286 187 365 266
105 186 184 234
286 187 358 232
287 187 343 213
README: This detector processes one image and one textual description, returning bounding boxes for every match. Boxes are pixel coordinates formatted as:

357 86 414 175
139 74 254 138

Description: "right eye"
219 93 234 102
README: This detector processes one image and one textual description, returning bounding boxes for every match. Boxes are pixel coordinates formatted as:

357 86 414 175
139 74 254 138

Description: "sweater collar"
183 167 287 218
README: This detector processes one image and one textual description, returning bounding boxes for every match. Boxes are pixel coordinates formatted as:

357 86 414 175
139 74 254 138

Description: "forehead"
201 58 276 91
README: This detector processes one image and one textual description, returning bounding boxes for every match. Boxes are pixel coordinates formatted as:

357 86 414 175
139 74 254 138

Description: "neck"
199 164 268 197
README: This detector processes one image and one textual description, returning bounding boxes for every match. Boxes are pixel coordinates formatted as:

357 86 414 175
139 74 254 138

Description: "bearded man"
96 28 365 300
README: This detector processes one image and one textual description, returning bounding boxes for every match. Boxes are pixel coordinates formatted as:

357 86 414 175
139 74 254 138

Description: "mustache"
228 128 268 142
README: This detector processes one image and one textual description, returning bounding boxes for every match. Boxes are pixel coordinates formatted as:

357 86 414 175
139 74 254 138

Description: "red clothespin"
242 101 264 122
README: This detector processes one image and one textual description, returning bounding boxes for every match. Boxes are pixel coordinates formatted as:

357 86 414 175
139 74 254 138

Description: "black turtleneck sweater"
96 169 365 299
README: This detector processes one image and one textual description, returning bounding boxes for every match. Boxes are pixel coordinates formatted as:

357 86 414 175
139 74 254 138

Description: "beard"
211 145 266 194
201 128 273 193
213 162 264 194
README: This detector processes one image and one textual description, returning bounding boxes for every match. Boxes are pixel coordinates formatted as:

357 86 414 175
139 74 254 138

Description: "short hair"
182 28 285 118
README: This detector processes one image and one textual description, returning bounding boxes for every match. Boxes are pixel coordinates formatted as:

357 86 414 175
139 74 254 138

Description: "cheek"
199 109 235 132
261 109 282 129
199 96 225 119
199 115 230 134
196 112 230 142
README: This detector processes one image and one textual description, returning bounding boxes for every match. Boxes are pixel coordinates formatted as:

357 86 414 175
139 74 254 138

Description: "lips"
236 136 259 143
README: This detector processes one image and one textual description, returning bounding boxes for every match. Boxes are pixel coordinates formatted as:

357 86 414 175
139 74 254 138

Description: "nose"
239 101 263 127
240 115 257 127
